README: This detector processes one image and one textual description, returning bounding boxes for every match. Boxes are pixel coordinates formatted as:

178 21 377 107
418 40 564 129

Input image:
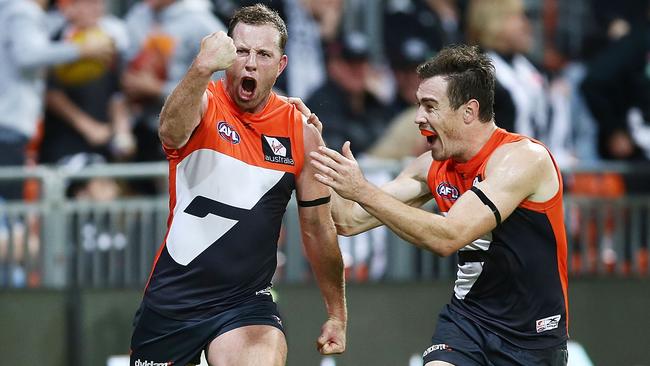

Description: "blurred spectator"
581 7 650 161
40 0 135 165
386 36 434 118
466 0 548 140
283 0 344 99
307 31 391 154
383 0 462 56
122 0 226 163
0 0 113 201
366 36 434 160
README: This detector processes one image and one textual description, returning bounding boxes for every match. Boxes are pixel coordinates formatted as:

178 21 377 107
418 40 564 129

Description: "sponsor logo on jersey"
536 314 561 333
436 182 459 201
262 135 294 165
422 343 452 357
217 121 241 144
134 359 174 366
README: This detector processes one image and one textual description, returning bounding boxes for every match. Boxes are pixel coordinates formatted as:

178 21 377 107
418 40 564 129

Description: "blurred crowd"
0 0 648 195
1 0 649 285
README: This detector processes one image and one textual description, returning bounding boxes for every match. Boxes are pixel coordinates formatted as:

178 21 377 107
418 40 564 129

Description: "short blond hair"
466 0 524 49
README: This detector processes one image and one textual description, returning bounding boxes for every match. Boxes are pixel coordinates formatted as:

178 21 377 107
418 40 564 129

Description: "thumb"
342 141 354 160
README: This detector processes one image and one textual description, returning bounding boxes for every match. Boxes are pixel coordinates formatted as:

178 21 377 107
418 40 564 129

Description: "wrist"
191 58 217 77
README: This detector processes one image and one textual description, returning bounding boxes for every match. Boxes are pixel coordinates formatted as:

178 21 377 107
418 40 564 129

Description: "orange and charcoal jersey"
427 128 569 349
143 80 305 320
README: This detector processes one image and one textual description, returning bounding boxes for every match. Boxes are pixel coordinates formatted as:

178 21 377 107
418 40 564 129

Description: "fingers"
319 341 345 355
310 158 341 179
286 97 311 116
341 141 355 160
311 146 346 164
307 113 323 134
316 337 345 355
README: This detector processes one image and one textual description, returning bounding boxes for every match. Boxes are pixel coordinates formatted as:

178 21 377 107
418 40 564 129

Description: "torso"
144 80 304 319
427 128 569 349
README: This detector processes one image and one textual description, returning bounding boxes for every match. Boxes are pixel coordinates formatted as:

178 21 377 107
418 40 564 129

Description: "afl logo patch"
437 182 459 201
217 121 240 144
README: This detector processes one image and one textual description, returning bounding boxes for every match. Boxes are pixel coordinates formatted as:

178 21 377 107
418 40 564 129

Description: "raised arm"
158 31 235 149
311 139 559 256
296 122 347 355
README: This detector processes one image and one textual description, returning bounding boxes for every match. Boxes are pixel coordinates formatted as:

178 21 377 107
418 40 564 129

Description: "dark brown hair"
228 4 288 52
416 44 495 122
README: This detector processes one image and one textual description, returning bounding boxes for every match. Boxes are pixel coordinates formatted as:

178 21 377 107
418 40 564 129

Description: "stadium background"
1 0 650 365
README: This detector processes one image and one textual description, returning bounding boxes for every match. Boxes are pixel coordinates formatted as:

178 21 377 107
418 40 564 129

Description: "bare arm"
331 151 434 236
158 31 235 149
280 97 433 236
296 123 346 355
311 140 559 256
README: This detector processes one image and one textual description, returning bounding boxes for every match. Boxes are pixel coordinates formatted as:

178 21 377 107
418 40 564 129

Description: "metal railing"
0 160 649 289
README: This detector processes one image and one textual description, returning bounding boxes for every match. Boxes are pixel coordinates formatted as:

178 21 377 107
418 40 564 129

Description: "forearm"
355 182 457 256
46 90 96 132
109 95 131 133
302 221 347 322
158 63 212 148
330 191 381 236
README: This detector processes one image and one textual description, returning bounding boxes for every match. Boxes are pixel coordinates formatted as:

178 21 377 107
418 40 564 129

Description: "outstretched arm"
311 140 558 256
282 97 433 236
296 122 347 355
158 31 235 149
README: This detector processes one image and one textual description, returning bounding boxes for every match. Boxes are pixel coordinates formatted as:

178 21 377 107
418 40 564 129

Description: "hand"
195 31 236 73
78 117 112 146
279 96 323 134
310 141 368 200
111 131 137 159
316 317 346 355
78 35 115 64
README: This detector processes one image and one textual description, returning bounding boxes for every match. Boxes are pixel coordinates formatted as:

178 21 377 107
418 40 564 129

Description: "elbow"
421 238 456 257
334 222 364 237
158 123 184 150
422 227 460 257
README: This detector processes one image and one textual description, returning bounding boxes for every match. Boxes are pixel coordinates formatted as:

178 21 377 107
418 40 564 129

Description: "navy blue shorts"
422 305 568 366
130 297 284 366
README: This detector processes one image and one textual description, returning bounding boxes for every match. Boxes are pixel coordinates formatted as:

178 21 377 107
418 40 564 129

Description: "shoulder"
492 139 550 165
398 151 434 183
485 138 556 189
301 118 322 153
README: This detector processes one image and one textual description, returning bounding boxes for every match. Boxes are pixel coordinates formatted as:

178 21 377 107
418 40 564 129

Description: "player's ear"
277 54 288 76
464 99 480 124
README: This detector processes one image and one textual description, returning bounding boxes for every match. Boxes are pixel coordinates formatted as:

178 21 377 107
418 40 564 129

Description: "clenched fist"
195 31 236 74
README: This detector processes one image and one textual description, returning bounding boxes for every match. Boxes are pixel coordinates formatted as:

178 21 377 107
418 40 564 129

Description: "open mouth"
240 77 257 99
420 129 437 143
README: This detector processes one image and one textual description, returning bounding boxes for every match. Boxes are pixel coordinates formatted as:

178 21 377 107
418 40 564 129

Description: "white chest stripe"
454 233 492 300
167 149 285 265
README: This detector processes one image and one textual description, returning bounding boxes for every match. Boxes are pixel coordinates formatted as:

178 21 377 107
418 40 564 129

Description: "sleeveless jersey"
144 80 305 319
427 128 569 349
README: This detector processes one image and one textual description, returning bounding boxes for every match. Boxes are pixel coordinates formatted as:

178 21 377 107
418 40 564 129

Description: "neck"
455 121 497 162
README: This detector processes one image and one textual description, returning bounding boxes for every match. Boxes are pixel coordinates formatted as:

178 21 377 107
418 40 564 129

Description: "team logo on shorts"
217 121 241 144
262 135 294 166
536 314 561 333
422 343 452 357
134 359 174 366
437 182 460 201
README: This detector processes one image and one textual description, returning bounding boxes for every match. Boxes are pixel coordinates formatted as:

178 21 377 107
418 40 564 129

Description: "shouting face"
225 23 288 113
415 76 467 161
